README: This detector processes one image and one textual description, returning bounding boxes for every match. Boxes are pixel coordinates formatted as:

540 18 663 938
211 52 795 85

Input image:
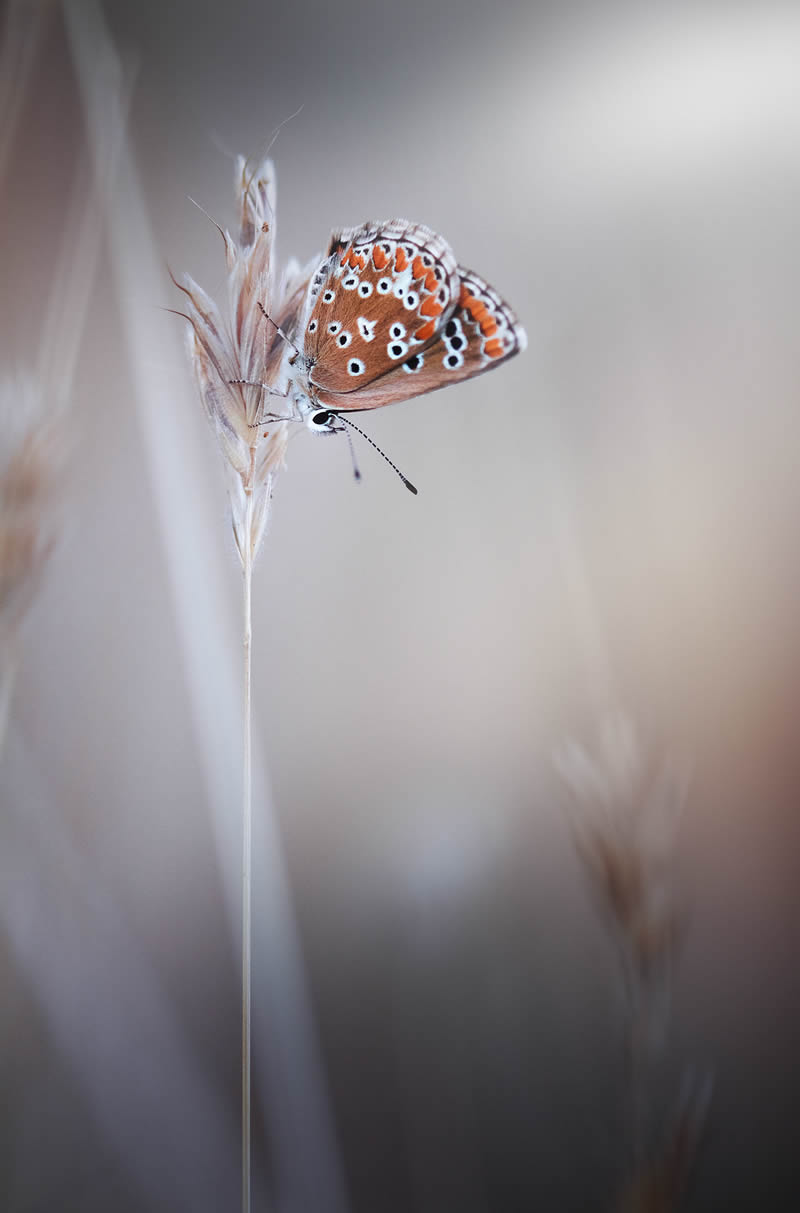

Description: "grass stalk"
241 449 256 1213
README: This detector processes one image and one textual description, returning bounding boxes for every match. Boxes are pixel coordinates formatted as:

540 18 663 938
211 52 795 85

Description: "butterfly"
278 217 524 414
258 219 525 490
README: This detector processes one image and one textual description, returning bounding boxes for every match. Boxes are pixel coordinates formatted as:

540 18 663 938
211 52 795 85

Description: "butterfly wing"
298 220 462 396
313 264 526 411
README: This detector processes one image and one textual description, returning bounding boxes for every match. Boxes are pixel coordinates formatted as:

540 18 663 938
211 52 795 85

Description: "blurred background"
2 0 799 1208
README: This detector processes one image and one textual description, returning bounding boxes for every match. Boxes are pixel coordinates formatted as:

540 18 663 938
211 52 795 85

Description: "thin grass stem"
242 448 256 1213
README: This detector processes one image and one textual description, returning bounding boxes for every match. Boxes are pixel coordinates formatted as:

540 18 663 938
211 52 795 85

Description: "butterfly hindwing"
300 221 462 396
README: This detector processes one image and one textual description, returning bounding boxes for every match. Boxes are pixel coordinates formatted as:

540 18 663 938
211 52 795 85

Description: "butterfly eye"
328 321 341 334
337 331 353 348
342 275 359 290
358 282 373 298
322 290 335 304
377 278 392 293
309 409 333 429
389 323 406 340
308 319 318 333
348 358 366 376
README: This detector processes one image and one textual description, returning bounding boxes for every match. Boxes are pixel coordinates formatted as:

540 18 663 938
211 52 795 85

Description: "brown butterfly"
260 219 525 490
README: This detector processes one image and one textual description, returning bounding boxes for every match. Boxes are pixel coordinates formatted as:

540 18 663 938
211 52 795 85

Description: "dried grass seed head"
178 157 318 562
180 160 300 477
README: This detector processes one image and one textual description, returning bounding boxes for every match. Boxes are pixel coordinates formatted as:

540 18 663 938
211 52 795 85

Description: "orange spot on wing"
340 252 349 267
415 319 436 341
412 255 426 280
480 316 498 336
394 246 408 272
373 246 388 269
461 292 490 323
424 270 438 294
419 296 444 318
484 338 504 358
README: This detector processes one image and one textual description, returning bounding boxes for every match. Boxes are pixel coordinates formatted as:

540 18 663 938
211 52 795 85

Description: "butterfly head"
306 408 339 434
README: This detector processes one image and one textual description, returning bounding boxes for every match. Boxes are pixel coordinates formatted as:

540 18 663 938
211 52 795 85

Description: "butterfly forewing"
301 221 462 396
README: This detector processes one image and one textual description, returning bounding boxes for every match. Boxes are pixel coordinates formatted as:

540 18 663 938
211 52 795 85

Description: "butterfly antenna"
340 422 362 483
257 301 302 359
334 414 418 495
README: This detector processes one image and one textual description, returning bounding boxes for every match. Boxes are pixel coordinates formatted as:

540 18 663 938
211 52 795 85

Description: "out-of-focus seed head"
0 372 61 644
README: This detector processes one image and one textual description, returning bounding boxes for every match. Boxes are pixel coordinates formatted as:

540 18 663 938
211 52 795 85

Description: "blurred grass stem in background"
0 0 122 756
63 1 348 1207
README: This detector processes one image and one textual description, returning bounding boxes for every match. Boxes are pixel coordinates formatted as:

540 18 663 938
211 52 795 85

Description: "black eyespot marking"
338 333 349 345
447 354 460 367
390 323 406 339
377 278 392 293
328 321 341 334
405 292 418 309
358 282 373 297
445 320 457 338
404 354 421 371
308 319 318 332
322 289 335 303
343 275 358 290
391 344 403 357
450 336 463 351
348 359 365 376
